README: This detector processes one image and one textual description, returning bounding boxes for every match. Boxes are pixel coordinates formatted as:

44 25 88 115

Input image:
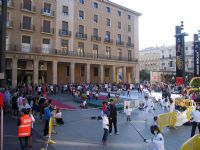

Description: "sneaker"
109 133 112 136
115 132 119 135
102 141 107 145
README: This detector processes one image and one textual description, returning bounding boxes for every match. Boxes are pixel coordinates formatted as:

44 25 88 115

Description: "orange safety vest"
18 115 32 137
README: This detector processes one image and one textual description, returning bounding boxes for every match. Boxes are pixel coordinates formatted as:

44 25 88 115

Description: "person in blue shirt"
43 103 51 137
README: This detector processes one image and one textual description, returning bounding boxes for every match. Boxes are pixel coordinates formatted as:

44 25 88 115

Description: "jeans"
127 116 131 122
191 121 200 137
102 128 108 142
44 120 49 136
19 137 29 150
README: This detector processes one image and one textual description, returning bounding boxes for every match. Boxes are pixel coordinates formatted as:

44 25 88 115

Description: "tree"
140 69 150 81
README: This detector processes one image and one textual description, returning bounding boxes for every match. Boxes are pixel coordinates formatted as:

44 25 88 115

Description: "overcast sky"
111 0 200 49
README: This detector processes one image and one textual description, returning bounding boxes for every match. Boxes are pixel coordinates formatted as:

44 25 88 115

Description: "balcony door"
23 0 32 10
42 38 51 54
21 35 31 52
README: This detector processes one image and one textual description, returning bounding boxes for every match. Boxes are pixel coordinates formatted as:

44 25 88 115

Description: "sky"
111 0 200 49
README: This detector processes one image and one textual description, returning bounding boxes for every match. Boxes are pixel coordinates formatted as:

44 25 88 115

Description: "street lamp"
174 21 188 86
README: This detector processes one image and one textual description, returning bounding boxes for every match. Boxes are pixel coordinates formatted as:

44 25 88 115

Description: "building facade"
3 0 141 87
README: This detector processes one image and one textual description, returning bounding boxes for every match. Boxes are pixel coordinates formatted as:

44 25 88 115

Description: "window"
118 11 121 16
62 21 68 30
128 36 131 43
93 44 98 58
93 28 98 36
169 61 173 67
118 48 122 59
128 15 131 20
42 38 51 53
169 54 172 59
79 10 84 19
106 7 110 13
128 50 132 60
93 14 98 23
67 66 70 76
43 20 51 33
61 39 68 53
93 2 98 9
94 67 98 76
128 25 131 32
105 68 109 77
22 35 31 44
43 3 51 14
106 18 110 26
162 55 164 59
80 0 84 4
79 25 84 34
23 0 32 10
106 47 111 59
117 34 121 42
22 16 32 30
105 31 110 39
78 42 84 56
63 5 68 15
118 22 121 29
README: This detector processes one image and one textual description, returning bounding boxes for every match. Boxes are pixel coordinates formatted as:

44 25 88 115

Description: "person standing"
102 112 109 145
17 109 32 150
43 103 51 137
143 95 155 121
124 105 133 122
144 125 165 150
191 104 200 137
108 99 118 135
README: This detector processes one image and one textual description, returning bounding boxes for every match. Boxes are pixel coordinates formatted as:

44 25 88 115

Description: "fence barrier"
180 134 200 150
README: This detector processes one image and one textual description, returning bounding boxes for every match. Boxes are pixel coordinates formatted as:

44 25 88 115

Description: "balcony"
41 27 54 34
21 3 36 13
20 23 35 31
41 9 55 17
76 33 87 40
6 20 13 28
116 41 124 46
59 29 72 37
6 44 138 63
91 35 101 42
104 38 113 44
126 43 134 48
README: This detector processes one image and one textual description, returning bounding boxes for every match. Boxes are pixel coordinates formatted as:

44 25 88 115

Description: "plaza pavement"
4 90 195 150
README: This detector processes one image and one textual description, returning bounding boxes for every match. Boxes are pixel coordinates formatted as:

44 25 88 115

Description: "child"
55 108 64 125
102 112 109 145
124 105 133 122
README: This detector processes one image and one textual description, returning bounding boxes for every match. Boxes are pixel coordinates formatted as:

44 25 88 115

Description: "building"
139 42 194 82
2 0 141 87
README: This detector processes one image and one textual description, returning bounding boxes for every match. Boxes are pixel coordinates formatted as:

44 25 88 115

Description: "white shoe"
109 133 112 136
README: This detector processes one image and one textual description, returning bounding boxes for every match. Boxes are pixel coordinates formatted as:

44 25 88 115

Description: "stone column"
123 66 127 83
70 62 75 83
12 58 17 88
131 66 135 83
100 64 104 83
53 61 57 84
86 63 90 83
112 65 116 83
33 60 39 85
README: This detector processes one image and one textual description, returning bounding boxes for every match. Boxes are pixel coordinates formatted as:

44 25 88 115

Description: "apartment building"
3 0 141 87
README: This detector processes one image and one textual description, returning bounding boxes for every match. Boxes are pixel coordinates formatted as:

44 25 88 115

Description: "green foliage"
140 69 150 81
189 77 200 88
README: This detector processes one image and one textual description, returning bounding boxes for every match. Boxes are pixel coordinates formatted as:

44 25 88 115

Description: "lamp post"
0 0 7 87
174 21 188 86
193 31 200 77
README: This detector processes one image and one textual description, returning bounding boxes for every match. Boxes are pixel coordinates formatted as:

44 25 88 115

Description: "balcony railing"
41 27 54 34
116 41 124 46
59 29 72 37
76 33 87 40
0 0 14 8
6 44 138 63
91 35 101 42
20 23 35 31
21 3 36 12
104 38 113 44
41 9 55 17
6 20 13 28
126 43 134 48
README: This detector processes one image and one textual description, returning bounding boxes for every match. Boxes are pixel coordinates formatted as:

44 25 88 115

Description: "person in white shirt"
144 125 165 150
161 98 170 112
18 98 31 112
124 105 133 122
55 108 64 125
102 112 109 145
143 95 155 121
191 104 200 137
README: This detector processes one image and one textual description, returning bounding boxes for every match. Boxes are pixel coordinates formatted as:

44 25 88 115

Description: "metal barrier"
175 98 193 107
48 117 56 144
157 112 176 132
180 134 200 150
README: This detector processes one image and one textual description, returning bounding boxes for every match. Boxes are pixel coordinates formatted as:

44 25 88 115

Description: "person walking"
101 112 109 145
108 99 118 135
144 125 165 150
17 108 32 150
190 104 200 137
